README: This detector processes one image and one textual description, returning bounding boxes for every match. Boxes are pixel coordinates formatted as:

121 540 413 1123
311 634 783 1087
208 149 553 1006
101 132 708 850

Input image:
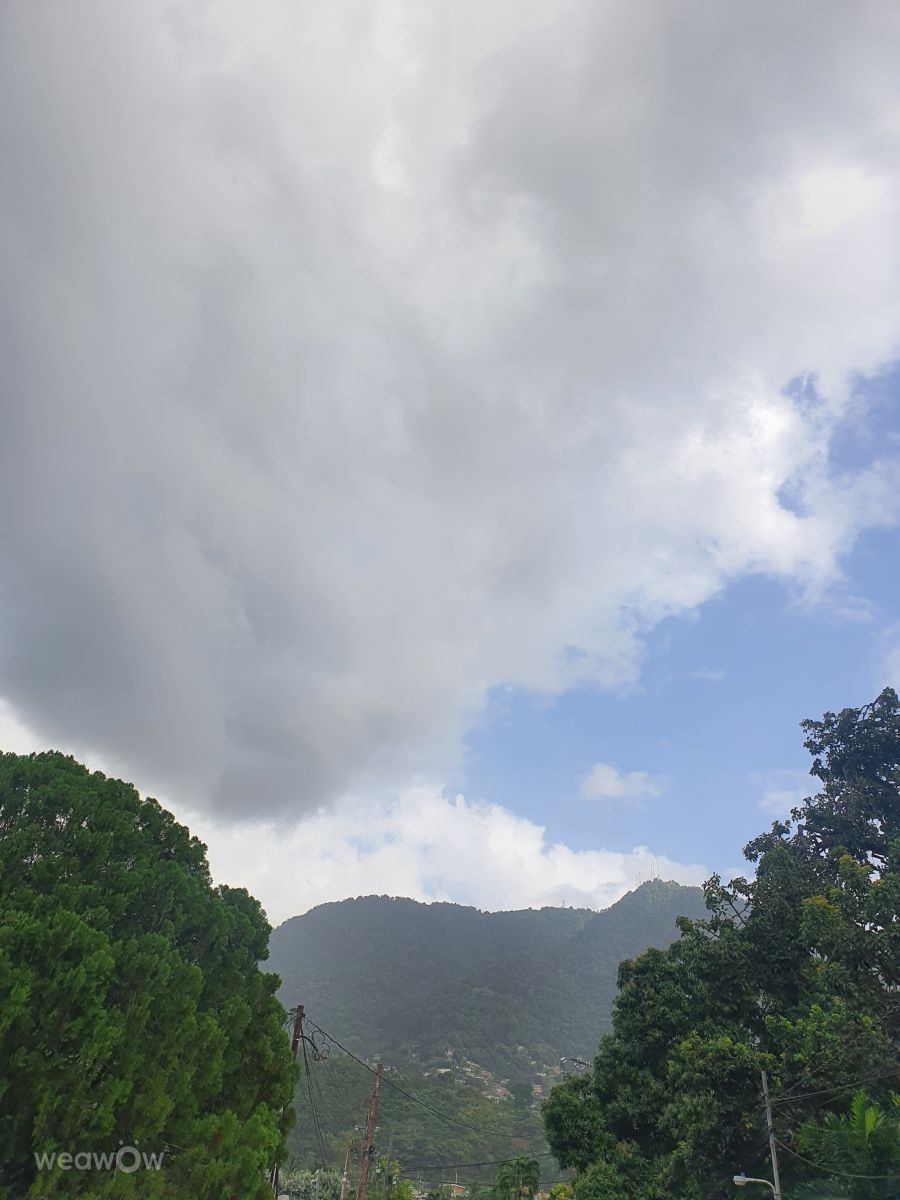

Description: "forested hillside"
286 1052 550 1189
269 879 707 1080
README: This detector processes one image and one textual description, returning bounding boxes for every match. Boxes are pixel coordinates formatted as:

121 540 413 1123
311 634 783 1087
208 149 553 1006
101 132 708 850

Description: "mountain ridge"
268 879 708 1081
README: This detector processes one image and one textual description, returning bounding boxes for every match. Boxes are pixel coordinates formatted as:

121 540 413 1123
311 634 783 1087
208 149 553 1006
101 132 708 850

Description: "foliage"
269 881 707 1079
543 690 900 1200
280 1164 417 1200
370 1155 416 1200
281 1167 344 1200
0 751 296 1200
495 1155 541 1200
287 1053 550 1188
790 1090 900 1200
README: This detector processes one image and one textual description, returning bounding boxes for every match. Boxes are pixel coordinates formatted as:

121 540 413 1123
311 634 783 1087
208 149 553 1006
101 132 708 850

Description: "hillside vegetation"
286 1052 549 1189
269 880 707 1081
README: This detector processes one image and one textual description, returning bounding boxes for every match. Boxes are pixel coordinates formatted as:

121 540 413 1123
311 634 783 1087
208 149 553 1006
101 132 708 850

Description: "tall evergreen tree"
0 751 296 1199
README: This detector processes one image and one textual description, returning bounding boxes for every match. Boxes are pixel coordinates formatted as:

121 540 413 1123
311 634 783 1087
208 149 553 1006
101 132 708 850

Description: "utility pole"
760 1069 782 1200
356 1063 383 1200
380 1132 394 1200
290 1005 305 1059
270 1004 305 1197
341 1137 354 1200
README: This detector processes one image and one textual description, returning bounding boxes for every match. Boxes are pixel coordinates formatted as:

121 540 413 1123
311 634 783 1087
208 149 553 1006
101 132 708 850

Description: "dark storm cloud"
1 0 899 817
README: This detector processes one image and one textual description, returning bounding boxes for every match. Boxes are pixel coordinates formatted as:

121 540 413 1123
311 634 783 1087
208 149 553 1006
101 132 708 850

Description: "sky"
2 1 900 924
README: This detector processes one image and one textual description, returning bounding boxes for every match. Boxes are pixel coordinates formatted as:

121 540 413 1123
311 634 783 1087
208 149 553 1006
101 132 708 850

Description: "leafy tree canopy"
495 1155 542 1200
792 1089 900 1200
543 690 900 1200
286 1052 549 1186
0 751 295 1200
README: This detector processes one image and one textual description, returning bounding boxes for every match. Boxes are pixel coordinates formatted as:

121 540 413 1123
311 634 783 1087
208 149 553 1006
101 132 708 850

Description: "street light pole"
734 1175 776 1197
760 1070 782 1200
732 1069 782 1200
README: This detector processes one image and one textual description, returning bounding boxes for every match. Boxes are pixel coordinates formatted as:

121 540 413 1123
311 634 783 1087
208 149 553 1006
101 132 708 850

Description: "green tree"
378 1158 416 1200
544 691 900 1200
282 1167 343 1200
790 1091 900 1200
496 1156 541 1200
0 751 296 1200
391 1177 414 1200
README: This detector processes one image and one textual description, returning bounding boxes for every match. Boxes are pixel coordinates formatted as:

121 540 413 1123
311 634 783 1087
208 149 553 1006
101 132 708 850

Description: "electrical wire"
769 1063 900 1108
774 1136 900 1181
320 1047 363 1116
404 1154 557 1172
411 1178 571 1193
303 1038 330 1165
309 1048 340 1129
767 999 900 1106
310 1053 339 1139
306 1018 544 1142
302 1032 334 1167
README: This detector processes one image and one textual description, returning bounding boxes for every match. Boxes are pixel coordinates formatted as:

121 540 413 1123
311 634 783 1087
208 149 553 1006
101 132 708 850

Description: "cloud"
0 699 39 757
879 623 900 691
0 706 705 920
190 786 708 924
579 761 665 802
1 2 900 818
752 769 813 816
690 668 726 683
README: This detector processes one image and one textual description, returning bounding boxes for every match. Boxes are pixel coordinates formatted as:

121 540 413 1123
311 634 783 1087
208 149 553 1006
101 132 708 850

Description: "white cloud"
829 598 878 624
759 788 805 817
0 705 705 921
190 786 707 924
879 623 900 691
752 769 813 816
579 761 665 802
1 3 900 818
690 668 726 683
0 699 40 757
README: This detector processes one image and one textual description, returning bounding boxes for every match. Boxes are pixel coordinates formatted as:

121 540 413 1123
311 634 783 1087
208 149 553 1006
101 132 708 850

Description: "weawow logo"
34 1144 166 1173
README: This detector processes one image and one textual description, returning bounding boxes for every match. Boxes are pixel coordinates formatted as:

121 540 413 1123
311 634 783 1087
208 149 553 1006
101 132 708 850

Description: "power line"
404 1154 557 1172
302 1033 334 1167
767 999 900 1107
413 1177 572 1192
770 1062 900 1108
774 1137 900 1181
307 1041 338 1131
304 1044 330 1165
321 1050 365 1117
306 1018 541 1142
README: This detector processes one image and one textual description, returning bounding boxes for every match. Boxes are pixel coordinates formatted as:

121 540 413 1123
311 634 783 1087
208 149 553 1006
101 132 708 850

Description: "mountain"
268 879 707 1082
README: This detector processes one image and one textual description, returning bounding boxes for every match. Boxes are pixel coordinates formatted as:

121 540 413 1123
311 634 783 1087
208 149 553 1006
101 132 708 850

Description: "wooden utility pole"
270 1004 305 1196
356 1063 383 1200
290 1005 305 1059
